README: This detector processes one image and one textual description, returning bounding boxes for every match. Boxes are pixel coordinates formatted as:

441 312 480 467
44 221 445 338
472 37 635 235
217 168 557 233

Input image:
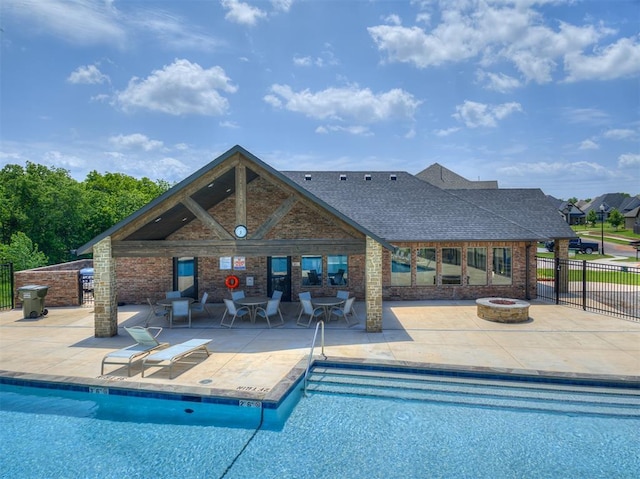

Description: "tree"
568 197 578 204
586 210 598 226
607 209 624 230
0 232 48 271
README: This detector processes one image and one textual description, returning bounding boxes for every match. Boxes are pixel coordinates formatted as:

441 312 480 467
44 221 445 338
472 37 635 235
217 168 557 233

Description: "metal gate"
537 257 639 321
0 263 14 311
79 268 94 306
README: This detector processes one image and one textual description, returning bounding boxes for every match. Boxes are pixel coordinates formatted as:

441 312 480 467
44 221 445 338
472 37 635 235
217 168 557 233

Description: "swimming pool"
1 366 638 479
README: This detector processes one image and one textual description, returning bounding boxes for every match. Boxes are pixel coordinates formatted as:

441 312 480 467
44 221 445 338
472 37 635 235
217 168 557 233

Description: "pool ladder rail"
303 320 326 397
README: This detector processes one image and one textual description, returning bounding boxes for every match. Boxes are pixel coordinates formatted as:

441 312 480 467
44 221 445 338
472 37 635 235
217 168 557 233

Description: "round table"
312 297 345 320
235 296 270 322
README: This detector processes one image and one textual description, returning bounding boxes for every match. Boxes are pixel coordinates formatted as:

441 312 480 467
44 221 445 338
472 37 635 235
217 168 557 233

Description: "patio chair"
329 297 358 326
145 298 169 327
272 290 283 314
101 326 169 376
190 292 210 317
221 298 251 328
255 298 284 328
296 298 324 327
336 290 349 300
142 338 211 379
231 290 245 301
307 269 321 285
170 299 191 328
297 291 311 316
166 291 181 299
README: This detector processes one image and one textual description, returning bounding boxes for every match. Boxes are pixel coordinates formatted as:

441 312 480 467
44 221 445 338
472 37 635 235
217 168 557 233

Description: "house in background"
76 145 574 337
546 196 585 225
415 163 498 189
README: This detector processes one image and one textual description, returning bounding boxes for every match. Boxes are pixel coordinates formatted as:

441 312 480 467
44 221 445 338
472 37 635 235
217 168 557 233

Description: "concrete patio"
1 300 639 403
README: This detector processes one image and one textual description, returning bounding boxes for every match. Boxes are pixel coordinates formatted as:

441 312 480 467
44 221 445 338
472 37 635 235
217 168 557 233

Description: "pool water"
1 375 639 479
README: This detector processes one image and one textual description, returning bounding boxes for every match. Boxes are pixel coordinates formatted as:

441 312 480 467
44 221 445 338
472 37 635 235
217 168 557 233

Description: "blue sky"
1 0 638 200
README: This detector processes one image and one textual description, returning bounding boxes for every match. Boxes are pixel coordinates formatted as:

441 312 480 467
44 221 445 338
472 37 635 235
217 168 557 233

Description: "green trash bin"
17 285 49 319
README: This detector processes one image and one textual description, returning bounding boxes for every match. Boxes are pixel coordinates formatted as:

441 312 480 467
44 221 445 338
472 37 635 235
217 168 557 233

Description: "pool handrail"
303 319 326 396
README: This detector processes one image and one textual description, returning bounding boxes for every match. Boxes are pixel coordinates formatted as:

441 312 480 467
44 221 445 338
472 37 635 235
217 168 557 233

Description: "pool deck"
1 300 639 403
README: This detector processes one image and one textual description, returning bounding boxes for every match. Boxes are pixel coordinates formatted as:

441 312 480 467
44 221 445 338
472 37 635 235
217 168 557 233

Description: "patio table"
312 297 345 320
235 296 270 322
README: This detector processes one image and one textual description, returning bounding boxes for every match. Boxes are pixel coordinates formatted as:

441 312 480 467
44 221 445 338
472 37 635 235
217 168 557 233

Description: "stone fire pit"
476 297 530 323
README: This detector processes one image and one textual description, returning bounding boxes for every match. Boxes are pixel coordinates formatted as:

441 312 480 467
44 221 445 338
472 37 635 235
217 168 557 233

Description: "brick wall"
14 259 92 307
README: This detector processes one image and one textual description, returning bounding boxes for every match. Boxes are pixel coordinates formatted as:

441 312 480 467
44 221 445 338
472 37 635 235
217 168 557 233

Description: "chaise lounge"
101 326 169 376
141 338 212 378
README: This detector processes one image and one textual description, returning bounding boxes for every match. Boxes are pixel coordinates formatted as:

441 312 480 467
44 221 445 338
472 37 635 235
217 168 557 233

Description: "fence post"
554 257 560 304
582 260 587 311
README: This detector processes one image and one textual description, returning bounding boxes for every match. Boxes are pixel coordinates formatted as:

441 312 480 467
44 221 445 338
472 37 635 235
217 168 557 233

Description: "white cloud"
603 129 637 141
384 14 402 26
2 0 126 46
67 65 110 85
453 100 522 128
271 0 294 13
109 134 164 151
433 127 460 137
264 84 421 123
221 0 267 26
562 108 610 126
115 59 238 116
477 71 521 93
564 36 640 82
618 153 640 168
315 125 373 136
579 139 599 150
368 2 622 84
498 160 610 177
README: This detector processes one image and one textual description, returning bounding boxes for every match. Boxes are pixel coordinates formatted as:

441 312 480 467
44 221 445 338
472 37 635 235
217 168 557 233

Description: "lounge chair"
220 298 250 328
142 338 211 378
101 326 169 376
254 298 285 328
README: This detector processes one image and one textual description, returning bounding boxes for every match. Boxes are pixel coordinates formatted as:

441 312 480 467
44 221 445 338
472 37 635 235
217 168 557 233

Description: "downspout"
525 242 531 300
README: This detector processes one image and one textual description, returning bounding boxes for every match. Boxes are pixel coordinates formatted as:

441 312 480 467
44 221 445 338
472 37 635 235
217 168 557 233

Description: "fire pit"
476 297 530 323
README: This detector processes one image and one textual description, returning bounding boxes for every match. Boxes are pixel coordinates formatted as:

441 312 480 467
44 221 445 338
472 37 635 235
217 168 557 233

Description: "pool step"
305 366 640 418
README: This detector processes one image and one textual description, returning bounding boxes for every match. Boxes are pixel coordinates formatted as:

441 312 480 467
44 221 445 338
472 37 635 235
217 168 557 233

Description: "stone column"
93 236 118 337
554 238 569 294
365 237 383 332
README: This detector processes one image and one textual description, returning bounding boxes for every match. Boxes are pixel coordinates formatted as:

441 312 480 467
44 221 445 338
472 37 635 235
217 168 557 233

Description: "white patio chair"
166 291 181 299
297 291 311 316
145 298 169 327
190 292 210 317
231 290 245 301
329 297 358 326
336 290 349 300
296 298 324 328
255 298 284 328
170 299 191 328
221 298 250 328
272 290 283 314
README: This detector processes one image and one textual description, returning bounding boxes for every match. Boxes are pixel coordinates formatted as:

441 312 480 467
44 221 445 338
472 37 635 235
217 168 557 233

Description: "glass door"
267 256 291 301
173 257 198 298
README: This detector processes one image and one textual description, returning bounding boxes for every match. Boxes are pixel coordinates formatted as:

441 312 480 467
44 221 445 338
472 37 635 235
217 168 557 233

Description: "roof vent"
305 174 312 181
364 174 372 181
390 174 397 181
340 174 347 181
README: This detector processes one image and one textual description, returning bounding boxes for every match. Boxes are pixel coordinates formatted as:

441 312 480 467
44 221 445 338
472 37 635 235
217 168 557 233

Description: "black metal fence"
80 271 94 306
0 263 14 311
537 257 640 321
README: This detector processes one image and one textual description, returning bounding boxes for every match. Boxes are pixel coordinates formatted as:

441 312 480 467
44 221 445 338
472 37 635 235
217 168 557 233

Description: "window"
441 247 461 285
391 247 411 286
328 255 348 286
302 255 322 286
416 248 436 286
492 248 512 284
467 247 487 285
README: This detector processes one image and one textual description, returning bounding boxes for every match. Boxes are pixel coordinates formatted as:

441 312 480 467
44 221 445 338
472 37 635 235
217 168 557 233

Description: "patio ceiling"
123 167 259 241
